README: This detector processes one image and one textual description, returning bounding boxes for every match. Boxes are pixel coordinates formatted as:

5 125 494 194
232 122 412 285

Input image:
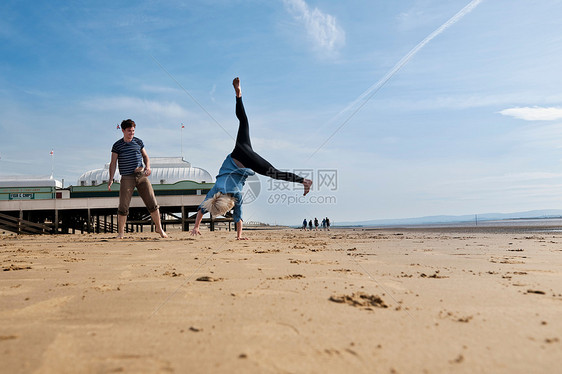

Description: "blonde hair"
201 192 235 217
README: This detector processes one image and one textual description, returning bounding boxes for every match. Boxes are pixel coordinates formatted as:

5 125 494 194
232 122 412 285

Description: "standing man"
108 119 167 239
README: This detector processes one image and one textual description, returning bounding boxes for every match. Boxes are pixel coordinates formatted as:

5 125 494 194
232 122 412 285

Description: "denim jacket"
199 154 255 222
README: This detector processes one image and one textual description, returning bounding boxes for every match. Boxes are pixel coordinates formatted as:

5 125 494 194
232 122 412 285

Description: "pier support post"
54 209 59 234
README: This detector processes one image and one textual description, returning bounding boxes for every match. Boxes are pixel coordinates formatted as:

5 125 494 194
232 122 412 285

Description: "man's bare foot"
236 237 249 240
115 233 124 239
233 77 241 98
155 226 168 238
303 179 312 196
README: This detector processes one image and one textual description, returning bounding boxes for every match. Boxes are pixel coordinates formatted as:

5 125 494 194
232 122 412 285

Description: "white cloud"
82 96 190 120
138 84 183 95
499 106 562 121
283 0 345 55
209 84 217 102
397 8 436 32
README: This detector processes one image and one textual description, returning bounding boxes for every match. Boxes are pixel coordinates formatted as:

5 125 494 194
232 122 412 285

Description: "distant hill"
335 209 562 227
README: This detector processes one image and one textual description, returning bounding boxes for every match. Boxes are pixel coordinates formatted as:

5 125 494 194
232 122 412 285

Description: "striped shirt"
111 137 144 176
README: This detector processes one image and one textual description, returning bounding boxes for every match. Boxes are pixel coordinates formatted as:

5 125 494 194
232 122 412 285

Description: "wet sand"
1 227 561 373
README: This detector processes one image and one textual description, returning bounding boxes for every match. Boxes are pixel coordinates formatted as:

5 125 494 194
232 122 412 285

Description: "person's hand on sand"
190 227 201 236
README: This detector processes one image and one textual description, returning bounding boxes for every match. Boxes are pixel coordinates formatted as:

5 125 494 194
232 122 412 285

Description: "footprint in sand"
2 264 32 271
329 292 388 310
196 276 223 282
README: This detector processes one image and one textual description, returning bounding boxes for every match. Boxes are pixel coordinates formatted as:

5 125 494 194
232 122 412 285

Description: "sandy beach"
1 226 561 373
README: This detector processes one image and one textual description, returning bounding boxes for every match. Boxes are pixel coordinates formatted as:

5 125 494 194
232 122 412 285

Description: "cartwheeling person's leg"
230 77 312 195
243 149 303 183
236 139 312 194
231 77 253 162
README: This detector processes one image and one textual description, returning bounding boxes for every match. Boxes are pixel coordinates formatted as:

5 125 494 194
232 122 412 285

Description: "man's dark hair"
121 119 136 130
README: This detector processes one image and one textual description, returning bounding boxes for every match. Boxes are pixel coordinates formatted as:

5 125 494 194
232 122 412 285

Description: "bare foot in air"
303 179 312 196
233 77 241 98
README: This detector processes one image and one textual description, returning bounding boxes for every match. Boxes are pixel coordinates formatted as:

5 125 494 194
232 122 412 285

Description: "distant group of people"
302 217 330 231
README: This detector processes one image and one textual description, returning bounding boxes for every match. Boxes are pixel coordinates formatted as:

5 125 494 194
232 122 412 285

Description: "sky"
2 0 562 225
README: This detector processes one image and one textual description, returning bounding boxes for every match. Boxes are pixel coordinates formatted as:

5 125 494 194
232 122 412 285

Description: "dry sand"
1 226 561 373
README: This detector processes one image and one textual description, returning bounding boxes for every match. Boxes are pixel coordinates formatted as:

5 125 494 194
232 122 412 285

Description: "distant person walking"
108 119 167 239
322 218 326 230
308 219 313 231
326 217 330 231
302 218 308 231
314 217 319 231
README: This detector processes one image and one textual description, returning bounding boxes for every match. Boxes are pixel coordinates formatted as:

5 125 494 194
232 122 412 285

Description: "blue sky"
2 0 562 225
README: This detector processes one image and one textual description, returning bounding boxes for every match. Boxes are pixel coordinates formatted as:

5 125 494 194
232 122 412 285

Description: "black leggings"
231 97 305 184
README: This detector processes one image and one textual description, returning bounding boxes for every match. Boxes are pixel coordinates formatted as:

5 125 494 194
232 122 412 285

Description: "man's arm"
141 148 151 176
108 152 118 190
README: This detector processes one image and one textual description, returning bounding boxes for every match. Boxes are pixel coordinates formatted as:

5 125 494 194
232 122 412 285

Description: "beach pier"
0 191 211 235
0 159 233 235
0 193 232 235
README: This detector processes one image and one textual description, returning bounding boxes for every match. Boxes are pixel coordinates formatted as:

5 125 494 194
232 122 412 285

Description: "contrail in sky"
308 0 485 160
